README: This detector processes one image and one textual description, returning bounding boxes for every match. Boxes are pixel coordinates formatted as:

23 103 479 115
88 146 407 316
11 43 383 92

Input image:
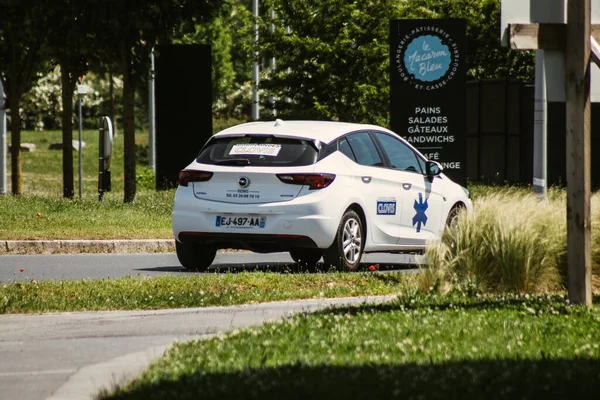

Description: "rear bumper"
178 232 318 253
172 185 342 250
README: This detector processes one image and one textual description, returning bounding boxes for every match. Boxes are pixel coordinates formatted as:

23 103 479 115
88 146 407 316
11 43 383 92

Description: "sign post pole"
77 91 83 199
99 117 105 202
533 50 548 199
149 48 156 170
566 0 592 306
502 0 593 306
77 82 88 199
0 80 6 195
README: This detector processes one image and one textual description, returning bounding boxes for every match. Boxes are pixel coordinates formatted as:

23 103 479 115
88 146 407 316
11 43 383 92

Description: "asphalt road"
0 296 395 400
0 252 422 282
0 252 412 399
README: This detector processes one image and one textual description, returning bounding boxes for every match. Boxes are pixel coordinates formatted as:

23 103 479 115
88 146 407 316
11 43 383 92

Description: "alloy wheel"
342 217 362 264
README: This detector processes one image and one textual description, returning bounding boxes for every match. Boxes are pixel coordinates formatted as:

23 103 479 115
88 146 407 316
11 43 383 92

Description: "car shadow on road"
135 262 419 274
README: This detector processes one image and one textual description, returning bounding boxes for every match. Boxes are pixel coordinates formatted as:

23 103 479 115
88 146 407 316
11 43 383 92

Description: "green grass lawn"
0 190 172 240
4 132 600 399
0 271 411 314
101 293 600 400
12 129 139 196
1 129 174 240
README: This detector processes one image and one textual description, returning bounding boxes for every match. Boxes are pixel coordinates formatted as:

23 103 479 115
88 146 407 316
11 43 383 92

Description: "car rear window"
196 135 319 167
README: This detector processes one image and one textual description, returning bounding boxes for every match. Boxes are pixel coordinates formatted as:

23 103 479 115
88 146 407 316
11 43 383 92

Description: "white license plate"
216 215 266 228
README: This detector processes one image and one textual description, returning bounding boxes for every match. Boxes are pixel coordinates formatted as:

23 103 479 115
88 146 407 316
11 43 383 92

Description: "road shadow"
101 359 600 399
135 263 296 274
309 293 596 317
136 262 418 275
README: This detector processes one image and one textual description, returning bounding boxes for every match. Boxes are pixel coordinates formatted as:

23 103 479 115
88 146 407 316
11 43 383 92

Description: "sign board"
390 19 467 185
98 116 113 200
100 116 113 171
155 45 212 190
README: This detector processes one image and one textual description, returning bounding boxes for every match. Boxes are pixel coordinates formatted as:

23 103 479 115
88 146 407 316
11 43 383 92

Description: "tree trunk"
9 94 21 195
60 62 75 198
121 47 136 203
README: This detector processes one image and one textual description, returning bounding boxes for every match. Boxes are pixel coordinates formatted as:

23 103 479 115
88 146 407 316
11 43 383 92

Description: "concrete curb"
1 239 175 255
44 296 396 400
46 342 175 400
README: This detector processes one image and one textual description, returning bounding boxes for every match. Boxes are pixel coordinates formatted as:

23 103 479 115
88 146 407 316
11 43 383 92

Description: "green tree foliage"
21 68 123 131
403 0 534 80
173 0 253 117
0 0 51 195
229 1 254 87
44 0 97 198
259 0 533 125
91 0 223 203
173 5 236 105
1 0 224 201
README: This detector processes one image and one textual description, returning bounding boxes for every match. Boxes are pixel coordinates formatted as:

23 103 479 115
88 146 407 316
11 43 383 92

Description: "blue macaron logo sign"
395 25 460 91
404 35 451 82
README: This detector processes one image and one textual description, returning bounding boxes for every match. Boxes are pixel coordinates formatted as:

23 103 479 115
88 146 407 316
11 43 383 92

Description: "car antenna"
274 119 285 127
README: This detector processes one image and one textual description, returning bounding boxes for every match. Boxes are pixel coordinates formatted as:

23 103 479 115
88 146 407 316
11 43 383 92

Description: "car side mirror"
426 160 443 177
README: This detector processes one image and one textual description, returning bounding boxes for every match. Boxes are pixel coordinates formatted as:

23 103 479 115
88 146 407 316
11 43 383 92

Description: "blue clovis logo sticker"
404 35 450 82
413 193 428 232
377 200 396 215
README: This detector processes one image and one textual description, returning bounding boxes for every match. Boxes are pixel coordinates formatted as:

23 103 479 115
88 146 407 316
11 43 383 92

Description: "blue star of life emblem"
413 193 428 233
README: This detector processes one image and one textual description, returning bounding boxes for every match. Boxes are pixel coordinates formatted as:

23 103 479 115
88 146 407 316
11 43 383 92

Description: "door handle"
402 183 412 190
361 176 372 183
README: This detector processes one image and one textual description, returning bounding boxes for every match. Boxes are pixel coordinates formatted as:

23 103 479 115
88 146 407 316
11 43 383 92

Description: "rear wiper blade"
214 158 250 166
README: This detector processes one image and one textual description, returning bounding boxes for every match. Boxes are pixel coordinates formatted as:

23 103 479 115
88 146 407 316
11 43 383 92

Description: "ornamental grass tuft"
424 187 570 293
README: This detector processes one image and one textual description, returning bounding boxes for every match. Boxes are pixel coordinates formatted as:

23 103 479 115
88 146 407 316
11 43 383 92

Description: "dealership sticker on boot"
229 144 282 156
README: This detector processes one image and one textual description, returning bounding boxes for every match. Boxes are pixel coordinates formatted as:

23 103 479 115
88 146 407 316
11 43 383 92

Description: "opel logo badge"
238 176 250 188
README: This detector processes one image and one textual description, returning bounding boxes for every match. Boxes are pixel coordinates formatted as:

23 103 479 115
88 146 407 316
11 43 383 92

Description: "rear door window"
338 137 357 162
346 132 383 167
372 132 424 174
196 136 318 167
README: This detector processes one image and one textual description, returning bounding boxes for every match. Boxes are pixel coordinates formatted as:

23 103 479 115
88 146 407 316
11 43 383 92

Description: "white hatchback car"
172 120 472 271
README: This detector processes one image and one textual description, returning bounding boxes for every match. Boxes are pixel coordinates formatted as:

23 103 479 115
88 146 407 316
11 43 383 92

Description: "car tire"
175 240 216 272
445 205 462 231
443 205 463 249
289 249 324 271
323 209 364 271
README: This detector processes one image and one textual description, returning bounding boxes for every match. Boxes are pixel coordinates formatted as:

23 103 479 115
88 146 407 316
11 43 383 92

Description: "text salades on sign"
390 19 466 184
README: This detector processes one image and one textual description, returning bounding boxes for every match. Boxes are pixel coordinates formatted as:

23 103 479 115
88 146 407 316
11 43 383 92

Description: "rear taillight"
276 173 335 190
178 170 213 186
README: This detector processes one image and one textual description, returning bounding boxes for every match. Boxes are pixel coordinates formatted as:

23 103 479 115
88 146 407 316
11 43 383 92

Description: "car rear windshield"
196 135 319 167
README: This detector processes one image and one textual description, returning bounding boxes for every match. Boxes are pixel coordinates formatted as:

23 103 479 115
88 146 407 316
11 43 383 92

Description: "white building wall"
501 0 600 101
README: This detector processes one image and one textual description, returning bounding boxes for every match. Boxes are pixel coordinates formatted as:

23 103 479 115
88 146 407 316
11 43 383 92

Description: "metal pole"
99 117 105 202
252 0 260 120
285 25 291 104
78 94 83 199
533 49 547 199
0 81 6 195
149 48 156 170
270 3 276 116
